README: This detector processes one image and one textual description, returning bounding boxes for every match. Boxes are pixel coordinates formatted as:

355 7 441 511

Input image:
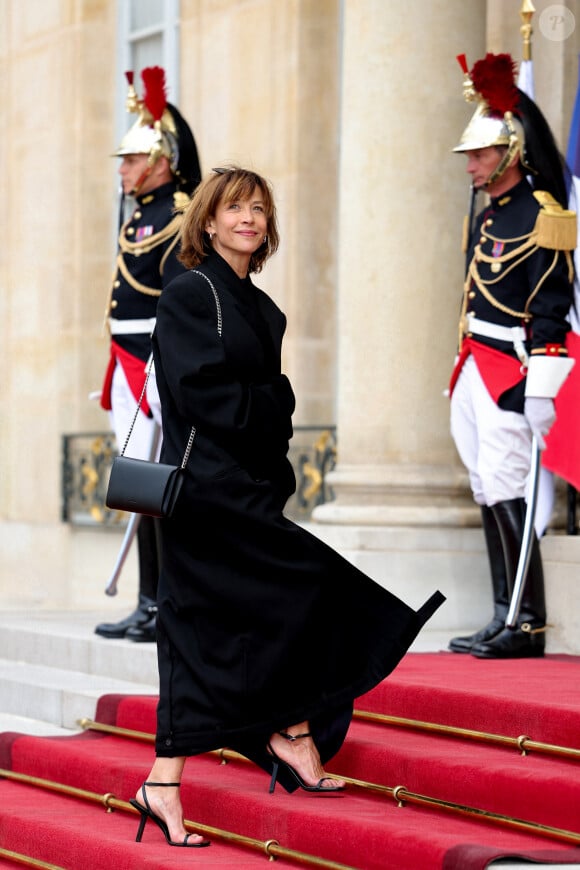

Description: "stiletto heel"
135 811 147 842
269 759 280 794
129 781 210 847
267 731 345 794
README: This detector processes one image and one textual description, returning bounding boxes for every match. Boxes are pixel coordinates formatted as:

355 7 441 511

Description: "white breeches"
450 355 532 507
110 362 162 461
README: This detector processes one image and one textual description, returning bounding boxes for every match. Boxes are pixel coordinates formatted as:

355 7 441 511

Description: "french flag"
517 57 534 101
542 54 580 491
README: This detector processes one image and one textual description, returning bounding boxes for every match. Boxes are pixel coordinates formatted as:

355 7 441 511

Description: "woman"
130 166 444 848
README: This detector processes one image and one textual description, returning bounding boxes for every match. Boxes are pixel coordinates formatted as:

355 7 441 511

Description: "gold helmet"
113 67 178 170
452 53 533 186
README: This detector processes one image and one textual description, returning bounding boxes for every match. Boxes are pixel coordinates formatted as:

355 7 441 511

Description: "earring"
263 235 268 244
208 232 214 241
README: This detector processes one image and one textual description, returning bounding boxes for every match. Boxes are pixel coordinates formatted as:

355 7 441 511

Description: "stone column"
314 0 486 530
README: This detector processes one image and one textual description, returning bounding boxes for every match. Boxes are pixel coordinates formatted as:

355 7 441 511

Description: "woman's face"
206 186 268 270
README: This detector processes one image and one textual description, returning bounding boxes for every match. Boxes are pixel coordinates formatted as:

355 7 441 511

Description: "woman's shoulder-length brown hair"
178 166 280 273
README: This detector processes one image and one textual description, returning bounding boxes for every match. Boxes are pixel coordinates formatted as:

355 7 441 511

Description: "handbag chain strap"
192 269 223 338
119 360 156 458
120 269 223 466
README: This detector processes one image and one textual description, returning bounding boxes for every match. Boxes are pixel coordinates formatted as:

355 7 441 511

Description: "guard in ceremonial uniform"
95 67 201 642
448 53 576 659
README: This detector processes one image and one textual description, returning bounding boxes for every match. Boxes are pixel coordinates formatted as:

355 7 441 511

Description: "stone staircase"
0 611 579 868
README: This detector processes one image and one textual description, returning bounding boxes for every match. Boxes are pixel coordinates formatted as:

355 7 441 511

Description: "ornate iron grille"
61 426 336 526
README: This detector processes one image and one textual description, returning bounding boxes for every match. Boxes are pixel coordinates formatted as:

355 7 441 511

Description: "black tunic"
107 181 188 362
464 180 572 349
460 179 574 411
151 251 443 778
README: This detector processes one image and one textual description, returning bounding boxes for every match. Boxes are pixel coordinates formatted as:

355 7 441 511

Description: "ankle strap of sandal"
278 730 312 742
143 781 181 787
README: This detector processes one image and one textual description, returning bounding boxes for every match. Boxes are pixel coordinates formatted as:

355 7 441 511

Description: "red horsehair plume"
141 66 167 122
470 53 519 116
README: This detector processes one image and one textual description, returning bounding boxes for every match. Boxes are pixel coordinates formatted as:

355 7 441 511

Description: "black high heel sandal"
129 781 210 847
267 730 345 794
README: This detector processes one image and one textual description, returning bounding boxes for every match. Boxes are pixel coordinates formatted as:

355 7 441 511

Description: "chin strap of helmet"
484 111 536 188
130 165 154 197
484 114 521 187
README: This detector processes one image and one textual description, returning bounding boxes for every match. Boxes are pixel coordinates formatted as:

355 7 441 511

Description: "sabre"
118 183 126 232
505 435 541 628
104 420 162 596
465 183 477 272
105 510 141 596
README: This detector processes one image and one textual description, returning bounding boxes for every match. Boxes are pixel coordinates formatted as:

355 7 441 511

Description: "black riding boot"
449 505 509 653
135 515 162 600
94 591 157 638
471 498 546 659
125 516 161 642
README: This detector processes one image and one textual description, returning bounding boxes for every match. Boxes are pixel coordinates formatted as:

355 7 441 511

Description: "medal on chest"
136 225 154 241
490 240 505 273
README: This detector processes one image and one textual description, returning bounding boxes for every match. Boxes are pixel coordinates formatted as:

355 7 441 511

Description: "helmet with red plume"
113 67 201 194
452 53 530 186
452 53 569 202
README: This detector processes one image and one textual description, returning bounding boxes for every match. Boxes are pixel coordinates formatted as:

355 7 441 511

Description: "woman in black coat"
130 166 444 848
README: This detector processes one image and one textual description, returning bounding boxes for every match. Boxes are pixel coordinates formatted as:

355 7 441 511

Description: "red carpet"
1 653 580 869
359 652 580 747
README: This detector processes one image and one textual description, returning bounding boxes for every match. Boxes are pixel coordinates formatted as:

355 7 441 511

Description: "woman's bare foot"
135 783 208 846
268 726 346 790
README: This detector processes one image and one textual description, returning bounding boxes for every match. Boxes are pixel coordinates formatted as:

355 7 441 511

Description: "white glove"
524 397 556 451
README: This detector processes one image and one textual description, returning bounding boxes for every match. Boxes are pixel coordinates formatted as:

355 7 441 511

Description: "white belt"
109 317 156 335
466 313 528 367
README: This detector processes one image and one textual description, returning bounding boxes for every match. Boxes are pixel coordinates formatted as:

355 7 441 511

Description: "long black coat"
151 251 442 779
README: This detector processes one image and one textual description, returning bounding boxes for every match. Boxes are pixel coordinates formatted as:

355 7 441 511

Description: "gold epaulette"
533 190 577 251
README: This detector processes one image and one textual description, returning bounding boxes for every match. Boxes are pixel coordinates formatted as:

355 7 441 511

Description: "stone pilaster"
314 0 486 530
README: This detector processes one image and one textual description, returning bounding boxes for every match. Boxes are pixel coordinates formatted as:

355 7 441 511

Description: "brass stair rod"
389 785 580 845
336 775 580 846
76 721 580 846
80 719 398 798
79 718 247 764
79 712 580 762
78 717 154 742
0 767 355 870
0 767 114 807
353 709 580 760
0 848 66 870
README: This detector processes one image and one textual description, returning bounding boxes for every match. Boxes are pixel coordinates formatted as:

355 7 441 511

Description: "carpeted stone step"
0 778 298 869
333 719 580 835
358 652 580 749
1 612 580 869
2 728 580 870
90 693 580 846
